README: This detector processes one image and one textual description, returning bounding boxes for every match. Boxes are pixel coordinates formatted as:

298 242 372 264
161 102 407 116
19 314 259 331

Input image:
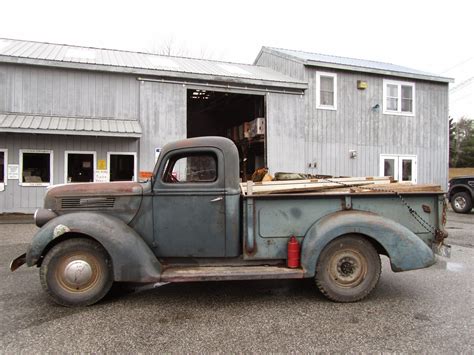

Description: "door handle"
210 197 223 202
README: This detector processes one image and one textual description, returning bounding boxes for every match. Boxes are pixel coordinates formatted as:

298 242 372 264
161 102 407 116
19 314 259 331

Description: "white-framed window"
19 149 53 186
316 72 337 110
383 80 415 116
0 149 7 187
380 154 417 183
64 151 96 183
107 152 137 182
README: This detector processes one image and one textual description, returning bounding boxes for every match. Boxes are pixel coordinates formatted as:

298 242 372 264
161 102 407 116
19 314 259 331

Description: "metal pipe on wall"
136 77 305 96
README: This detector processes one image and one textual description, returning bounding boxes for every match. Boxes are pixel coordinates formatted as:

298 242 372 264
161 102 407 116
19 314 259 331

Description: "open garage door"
187 89 266 181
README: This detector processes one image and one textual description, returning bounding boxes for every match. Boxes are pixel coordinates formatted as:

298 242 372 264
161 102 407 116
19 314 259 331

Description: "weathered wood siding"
0 63 140 119
255 53 449 189
304 67 449 189
266 92 306 173
0 133 138 213
138 81 187 172
0 63 142 212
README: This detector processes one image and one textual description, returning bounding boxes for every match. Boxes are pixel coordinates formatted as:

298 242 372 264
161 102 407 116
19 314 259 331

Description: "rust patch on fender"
53 224 71 238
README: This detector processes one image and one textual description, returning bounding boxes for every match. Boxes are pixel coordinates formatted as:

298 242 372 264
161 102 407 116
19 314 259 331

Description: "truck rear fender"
301 210 435 277
26 212 162 283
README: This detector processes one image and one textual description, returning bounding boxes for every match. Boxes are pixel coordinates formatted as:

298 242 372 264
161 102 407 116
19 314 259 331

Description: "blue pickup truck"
11 137 450 306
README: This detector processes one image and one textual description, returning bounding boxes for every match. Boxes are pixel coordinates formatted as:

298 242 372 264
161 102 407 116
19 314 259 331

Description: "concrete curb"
0 214 34 224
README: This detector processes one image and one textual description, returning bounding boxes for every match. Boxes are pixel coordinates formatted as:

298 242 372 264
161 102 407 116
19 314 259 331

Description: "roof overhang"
304 60 454 83
0 55 308 91
0 114 142 138
257 47 454 84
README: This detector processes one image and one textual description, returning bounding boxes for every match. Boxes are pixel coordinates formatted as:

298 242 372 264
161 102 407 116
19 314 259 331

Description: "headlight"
34 209 58 227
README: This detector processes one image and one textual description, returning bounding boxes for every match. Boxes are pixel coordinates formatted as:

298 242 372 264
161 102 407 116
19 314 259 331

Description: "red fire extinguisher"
287 236 300 268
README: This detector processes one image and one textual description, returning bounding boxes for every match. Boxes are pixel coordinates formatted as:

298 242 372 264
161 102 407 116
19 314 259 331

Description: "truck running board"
161 265 305 282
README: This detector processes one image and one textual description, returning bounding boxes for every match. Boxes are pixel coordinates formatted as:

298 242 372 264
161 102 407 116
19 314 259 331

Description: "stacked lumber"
350 183 443 193
241 176 389 195
240 177 442 196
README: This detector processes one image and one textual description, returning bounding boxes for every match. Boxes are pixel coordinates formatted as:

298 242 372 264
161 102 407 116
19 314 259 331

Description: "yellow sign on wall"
97 159 106 170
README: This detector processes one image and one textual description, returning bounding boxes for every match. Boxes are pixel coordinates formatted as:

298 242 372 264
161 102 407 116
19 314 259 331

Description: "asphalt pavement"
0 211 473 352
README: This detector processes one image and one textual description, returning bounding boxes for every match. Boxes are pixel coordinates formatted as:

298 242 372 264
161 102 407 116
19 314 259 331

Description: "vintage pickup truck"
11 137 450 306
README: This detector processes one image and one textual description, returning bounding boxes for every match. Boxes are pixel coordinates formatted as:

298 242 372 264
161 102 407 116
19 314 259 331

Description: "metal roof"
0 113 142 138
258 47 453 83
0 38 307 90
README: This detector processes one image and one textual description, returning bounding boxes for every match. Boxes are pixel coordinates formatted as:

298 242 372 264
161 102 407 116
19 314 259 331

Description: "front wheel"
40 238 113 307
315 235 381 302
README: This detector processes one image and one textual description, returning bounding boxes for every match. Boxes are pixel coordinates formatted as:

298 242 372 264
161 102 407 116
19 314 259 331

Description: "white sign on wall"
95 170 109 182
7 164 19 180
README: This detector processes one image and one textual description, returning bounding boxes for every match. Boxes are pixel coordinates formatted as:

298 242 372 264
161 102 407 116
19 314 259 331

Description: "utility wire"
449 77 474 93
441 57 473 74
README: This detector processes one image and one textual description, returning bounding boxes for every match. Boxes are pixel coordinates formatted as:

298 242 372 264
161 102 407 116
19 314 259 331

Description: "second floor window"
316 72 337 110
383 80 415 115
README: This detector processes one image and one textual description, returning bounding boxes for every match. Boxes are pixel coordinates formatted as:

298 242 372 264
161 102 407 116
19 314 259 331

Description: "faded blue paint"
26 212 162 282
225 194 241 257
300 210 436 276
244 193 441 262
244 198 256 254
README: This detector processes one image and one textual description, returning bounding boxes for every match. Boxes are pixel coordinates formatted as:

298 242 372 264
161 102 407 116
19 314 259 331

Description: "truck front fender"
26 212 162 283
301 210 435 277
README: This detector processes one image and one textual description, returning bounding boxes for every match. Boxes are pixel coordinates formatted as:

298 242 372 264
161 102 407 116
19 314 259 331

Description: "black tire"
315 235 381 303
40 238 113 307
450 192 472 214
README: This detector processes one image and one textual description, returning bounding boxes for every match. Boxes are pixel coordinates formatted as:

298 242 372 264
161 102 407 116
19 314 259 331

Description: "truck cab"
147 137 241 258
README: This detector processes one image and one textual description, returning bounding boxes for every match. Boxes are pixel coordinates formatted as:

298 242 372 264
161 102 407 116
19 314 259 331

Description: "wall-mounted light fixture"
357 80 368 90
349 150 358 159
371 103 380 113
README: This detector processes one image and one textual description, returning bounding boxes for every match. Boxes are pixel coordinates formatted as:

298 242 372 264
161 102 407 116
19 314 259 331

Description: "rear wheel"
451 191 472 214
315 235 381 302
40 238 113 307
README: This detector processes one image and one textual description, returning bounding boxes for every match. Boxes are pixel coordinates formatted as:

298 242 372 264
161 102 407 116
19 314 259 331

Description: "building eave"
304 60 454 83
0 55 308 91
0 127 141 138
261 47 454 84
0 113 142 138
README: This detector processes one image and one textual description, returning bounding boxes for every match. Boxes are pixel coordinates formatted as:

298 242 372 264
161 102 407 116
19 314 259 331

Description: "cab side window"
162 153 217 183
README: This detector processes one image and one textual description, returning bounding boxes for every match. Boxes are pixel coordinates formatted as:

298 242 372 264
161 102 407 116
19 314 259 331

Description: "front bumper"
433 242 451 258
10 253 26 271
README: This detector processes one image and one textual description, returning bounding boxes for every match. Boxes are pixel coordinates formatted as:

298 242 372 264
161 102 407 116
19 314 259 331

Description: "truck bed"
241 186 445 262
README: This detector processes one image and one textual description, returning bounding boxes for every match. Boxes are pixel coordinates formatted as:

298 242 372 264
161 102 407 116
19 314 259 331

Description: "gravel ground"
0 212 473 353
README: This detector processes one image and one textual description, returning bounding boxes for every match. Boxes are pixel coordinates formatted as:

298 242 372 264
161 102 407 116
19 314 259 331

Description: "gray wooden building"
255 47 453 190
0 39 452 213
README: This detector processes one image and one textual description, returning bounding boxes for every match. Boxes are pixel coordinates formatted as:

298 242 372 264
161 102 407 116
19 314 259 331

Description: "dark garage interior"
187 89 266 180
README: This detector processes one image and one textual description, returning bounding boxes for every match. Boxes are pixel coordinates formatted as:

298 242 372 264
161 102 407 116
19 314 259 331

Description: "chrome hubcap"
63 260 93 287
454 197 466 210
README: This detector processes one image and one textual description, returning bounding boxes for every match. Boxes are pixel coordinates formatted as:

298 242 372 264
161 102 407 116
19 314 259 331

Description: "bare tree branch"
150 36 223 60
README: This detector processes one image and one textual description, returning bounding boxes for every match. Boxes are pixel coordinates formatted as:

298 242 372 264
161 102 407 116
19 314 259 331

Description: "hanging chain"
320 178 447 242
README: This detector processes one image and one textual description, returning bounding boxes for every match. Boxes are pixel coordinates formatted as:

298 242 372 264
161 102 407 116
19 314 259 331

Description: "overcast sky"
1 0 472 119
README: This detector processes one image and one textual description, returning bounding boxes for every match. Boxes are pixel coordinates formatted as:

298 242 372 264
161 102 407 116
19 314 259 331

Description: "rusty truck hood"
46 181 144 198
44 181 147 224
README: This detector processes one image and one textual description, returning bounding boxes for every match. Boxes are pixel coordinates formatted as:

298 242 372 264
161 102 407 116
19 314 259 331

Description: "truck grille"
60 197 116 209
